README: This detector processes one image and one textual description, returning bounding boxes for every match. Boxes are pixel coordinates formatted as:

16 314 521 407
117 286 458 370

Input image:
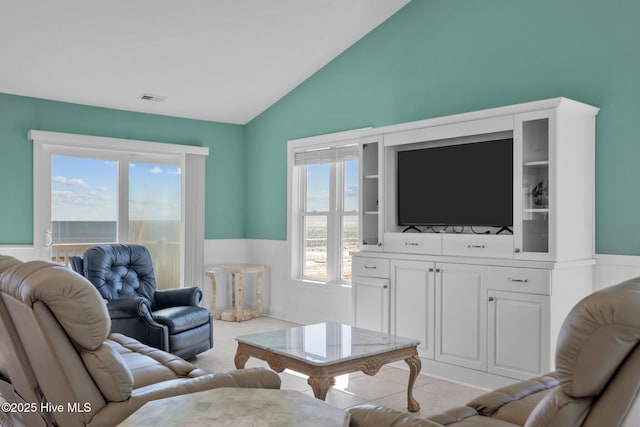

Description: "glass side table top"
235 322 420 366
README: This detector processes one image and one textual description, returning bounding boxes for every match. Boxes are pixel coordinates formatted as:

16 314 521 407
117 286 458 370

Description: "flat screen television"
397 139 513 228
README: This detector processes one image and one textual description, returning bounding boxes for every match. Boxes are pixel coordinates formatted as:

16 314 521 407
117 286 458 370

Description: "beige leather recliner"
349 277 640 427
0 256 281 427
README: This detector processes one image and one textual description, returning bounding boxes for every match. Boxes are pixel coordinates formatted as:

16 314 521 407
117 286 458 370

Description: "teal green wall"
245 0 640 255
0 93 245 243
3 1 640 255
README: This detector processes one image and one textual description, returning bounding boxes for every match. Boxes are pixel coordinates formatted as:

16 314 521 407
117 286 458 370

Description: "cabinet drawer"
352 257 390 278
488 267 551 295
442 234 514 259
384 233 442 255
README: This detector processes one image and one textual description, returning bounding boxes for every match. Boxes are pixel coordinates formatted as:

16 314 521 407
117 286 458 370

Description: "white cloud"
52 190 74 199
52 176 89 188
148 166 163 174
167 167 182 175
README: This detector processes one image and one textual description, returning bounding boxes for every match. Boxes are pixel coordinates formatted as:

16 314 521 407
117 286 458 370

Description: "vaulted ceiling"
0 0 409 124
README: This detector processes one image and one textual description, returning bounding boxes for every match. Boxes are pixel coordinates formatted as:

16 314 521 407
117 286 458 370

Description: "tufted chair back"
81 243 158 307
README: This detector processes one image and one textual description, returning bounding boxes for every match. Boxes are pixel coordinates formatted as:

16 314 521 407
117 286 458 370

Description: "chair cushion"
81 341 133 402
152 306 210 334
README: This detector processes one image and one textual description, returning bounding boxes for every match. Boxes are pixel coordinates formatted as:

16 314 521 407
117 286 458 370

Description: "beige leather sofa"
349 278 640 427
0 255 280 427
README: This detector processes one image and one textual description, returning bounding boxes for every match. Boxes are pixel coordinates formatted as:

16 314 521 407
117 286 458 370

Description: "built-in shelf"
524 208 549 213
364 211 379 215
364 174 379 179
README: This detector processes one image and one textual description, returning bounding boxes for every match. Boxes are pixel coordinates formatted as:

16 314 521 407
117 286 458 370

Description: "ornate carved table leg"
234 346 250 369
405 350 422 412
308 373 332 401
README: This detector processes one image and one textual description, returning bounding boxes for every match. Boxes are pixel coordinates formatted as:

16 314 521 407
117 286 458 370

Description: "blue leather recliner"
71 243 213 360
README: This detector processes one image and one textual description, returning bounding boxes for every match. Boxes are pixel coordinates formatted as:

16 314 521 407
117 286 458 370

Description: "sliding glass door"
128 160 182 289
47 150 182 288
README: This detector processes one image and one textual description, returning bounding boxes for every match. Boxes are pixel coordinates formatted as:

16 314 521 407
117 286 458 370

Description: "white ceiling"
0 0 409 124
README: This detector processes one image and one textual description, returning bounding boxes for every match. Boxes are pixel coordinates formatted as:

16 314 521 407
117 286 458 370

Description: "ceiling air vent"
138 93 166 102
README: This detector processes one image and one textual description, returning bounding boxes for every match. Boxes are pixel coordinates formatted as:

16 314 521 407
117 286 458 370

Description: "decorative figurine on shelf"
531 180 548 208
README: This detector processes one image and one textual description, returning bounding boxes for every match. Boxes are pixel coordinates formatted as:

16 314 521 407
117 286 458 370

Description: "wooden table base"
206 265 265 322
234 341 421 412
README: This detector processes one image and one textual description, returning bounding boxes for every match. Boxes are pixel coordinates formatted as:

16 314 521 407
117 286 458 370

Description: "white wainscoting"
0 246 36 261
594 254 640 290
215 242 640 325
204 239 352 325
4 243 640 325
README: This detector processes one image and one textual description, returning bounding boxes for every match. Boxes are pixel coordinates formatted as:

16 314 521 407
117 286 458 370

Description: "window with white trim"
29 130 208 289
289 131 363 284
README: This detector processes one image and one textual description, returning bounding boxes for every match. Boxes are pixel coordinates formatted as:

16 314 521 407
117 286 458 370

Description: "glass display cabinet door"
514 111 554 260
359 136 384 251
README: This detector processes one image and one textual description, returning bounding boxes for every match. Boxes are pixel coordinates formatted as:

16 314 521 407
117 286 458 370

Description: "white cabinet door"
352 276 390 334
390 260 435 359
488 290 550 380
435 263 487 371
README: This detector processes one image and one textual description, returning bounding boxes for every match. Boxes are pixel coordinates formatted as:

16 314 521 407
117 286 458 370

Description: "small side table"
206 264 266 322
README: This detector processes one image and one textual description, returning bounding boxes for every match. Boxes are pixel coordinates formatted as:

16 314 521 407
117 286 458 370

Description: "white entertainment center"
352 97 599 388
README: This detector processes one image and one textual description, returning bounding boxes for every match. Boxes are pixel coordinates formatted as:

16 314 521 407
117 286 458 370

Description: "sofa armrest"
348 405 444 427
107 297 152 319
154 287 202 309
468 373 559 416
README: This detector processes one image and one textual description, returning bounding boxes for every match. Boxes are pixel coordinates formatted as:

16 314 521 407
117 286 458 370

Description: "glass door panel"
129 161 182 290
51 155 117 264
521 118 549 254
52 156 117 243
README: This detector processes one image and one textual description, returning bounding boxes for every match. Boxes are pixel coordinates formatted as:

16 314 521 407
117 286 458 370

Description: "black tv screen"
397 139 513 227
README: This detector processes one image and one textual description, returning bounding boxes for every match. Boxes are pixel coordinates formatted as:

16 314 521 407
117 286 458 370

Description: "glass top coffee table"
235 322 421 412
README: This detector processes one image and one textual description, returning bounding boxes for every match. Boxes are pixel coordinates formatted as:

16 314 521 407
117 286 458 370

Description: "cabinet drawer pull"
508 277 529 283
404 242 419 246
467 244 485 249
488 297 495 302
383 285 388 289
363 265 377 269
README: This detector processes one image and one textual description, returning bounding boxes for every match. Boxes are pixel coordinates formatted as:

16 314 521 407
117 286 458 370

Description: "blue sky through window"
52 156 181 222
306 161 358 212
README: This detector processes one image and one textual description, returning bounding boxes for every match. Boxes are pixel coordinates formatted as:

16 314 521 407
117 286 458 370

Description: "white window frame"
29 130 209 288
287 128 369 285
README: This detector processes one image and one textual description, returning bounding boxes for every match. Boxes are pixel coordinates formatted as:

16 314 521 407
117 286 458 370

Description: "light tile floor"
193 316 485 419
